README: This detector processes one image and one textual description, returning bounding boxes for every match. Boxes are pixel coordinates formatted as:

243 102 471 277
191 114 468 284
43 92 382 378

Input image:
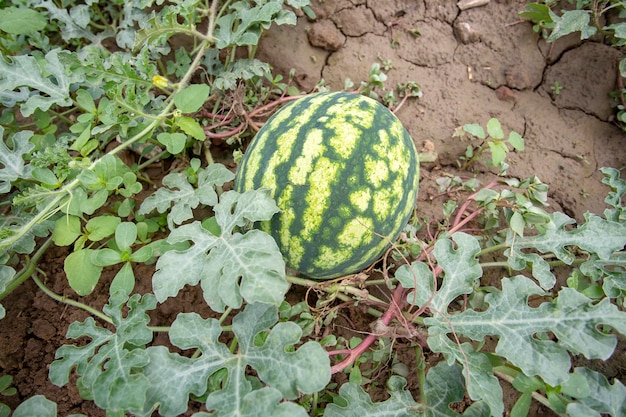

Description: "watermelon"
235 91 419 279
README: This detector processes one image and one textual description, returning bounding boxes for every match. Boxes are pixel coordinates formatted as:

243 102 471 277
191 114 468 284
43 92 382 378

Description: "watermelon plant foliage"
1 0 626 416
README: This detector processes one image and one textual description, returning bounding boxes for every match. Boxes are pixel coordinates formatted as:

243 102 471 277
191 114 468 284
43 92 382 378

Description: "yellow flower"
152 75 170 89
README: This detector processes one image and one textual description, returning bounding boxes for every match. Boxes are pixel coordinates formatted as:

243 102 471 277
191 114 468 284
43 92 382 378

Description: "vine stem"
0 237 53 302
329 284 406 374
31 270 113 324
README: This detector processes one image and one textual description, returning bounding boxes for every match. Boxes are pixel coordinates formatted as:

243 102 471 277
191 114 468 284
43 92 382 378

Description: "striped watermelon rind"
235 91 419 279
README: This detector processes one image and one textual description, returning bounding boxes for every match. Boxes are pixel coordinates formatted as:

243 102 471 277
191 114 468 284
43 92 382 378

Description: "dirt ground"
1 0 625 416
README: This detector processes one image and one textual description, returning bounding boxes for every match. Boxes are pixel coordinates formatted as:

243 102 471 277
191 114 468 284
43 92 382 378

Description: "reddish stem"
330 284 406 374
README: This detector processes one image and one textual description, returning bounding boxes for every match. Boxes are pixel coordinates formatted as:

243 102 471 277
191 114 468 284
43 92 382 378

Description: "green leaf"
510 392 532 417
91 248 123 267
547 9 597 42
566 368 626 417
462 123 485 139
64 249 103 296
486 118 504 139
177 116 206 140
75 89 97 113
151 189 284 311
0 128 34 193
52 215 82 246
138 164 235 229
173 84 210 113
115 222 137 252
49 293 156 413
509 210 525 237
110 262 135 296
507 131 525 151
519 3 553 25
157 132 187 154
12 395 57 417
487 141 508 166
31 167 60 187
0 7 47 35
85 215 121 242
0 49 84 116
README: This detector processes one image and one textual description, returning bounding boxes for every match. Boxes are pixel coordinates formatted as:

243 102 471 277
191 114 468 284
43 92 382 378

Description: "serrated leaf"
0 49 84 116
152 189 284 311
137 164 235 229
600 167 625 222
427 336 503 416
214 2 293 49
427 233 483 312
396 260 434 308
36 1 106 43
205 376 308 417
424 363 490 417
49 293 156 414
324 376 419 417
507 251 555 289
0 128 34 193
566 368 626 417
547 9 597 42
232 303 331 399
427 276 626 387
509 212 626 265
140 305 328 417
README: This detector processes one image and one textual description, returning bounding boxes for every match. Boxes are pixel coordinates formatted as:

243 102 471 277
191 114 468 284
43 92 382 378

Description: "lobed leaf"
0 49 84 116
138 304 328 417
508 212 626 266
566 368 626 417
151 189 284 311
233 303 331 399
0 128 34 193
49 293 156 414
324 376 419 417
137 164 235 229
427 336 503 416
427 276 626 388
423 363 490 417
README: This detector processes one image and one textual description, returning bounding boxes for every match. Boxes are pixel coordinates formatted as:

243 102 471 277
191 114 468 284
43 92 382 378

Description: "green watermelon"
235 91 419 279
